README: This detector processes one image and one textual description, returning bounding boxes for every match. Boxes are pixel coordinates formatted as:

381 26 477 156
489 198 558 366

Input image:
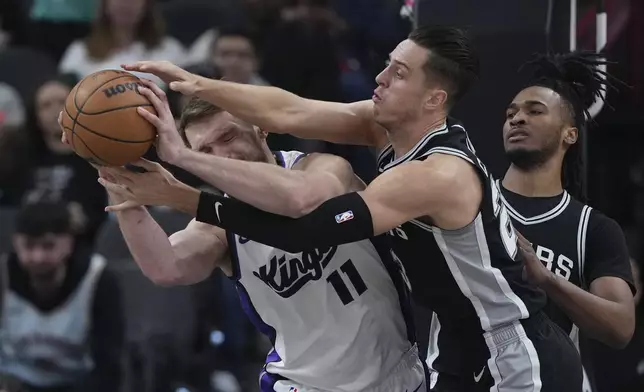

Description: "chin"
505 147 547 170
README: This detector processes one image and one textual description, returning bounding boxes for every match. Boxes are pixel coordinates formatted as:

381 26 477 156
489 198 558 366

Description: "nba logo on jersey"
335 210 354 223
289 388 298 392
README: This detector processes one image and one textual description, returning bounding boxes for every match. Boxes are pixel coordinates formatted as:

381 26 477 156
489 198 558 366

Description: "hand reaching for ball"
122 61 200 96
135 79 187 164
97 159 184 212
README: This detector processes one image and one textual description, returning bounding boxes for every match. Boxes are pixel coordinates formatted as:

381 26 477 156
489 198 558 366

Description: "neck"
113 28 135 48
30 266 66 299
502 157 565 197
389 113 447 158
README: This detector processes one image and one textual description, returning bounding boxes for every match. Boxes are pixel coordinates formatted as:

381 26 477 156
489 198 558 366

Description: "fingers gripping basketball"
62 70 158 166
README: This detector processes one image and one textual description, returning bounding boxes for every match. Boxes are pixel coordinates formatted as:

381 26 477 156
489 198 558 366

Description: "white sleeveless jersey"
227 151 416 391
0 255 106 387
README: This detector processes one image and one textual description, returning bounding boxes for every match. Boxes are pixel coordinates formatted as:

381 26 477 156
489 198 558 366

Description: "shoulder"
155 36 188 61
59 39 88 69
294 152 352 172
586 208 627 244
421 153 481 191
294 153 363 190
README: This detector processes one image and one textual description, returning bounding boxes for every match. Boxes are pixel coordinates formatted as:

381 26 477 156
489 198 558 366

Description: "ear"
563 126 578 146
424 89 448 110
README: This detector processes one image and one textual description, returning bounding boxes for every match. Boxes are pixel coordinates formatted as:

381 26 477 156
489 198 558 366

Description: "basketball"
61 70 157 166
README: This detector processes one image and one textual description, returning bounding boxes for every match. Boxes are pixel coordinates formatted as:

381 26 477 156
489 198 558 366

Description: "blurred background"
0 0 641 391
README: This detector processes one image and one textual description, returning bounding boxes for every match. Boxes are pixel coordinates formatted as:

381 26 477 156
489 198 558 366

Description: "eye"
506 111 516 119
198 146 212 154
395 70 403 79
222 133 236 143
529 110 543 115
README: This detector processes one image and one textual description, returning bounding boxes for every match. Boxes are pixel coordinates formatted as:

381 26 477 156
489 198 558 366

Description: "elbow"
145 271 184 287
140 258 192 287
611 321 635 349
603 313 636 349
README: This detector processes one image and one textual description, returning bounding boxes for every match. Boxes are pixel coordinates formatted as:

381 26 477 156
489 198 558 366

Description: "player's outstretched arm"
518 215 636 348
98 167 230 286
124 61 388 147
171 151 363 218
194 155 479 252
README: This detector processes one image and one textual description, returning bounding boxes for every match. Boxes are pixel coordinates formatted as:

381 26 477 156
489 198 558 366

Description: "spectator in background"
26 0 99 62
21 75 107 247
0 202 123 392
211 27 267 86
59 0 186 85
0 83 30 206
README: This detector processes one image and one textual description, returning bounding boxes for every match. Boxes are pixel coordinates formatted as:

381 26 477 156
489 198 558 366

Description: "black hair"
525 51 613 202
408 25 480 108
213 25 257 50
14 201 72 237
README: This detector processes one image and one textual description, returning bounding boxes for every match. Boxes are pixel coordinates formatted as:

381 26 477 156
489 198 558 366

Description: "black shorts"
429 312 583 392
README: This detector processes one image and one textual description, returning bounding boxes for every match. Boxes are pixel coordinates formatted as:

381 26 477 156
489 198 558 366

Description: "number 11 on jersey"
327 260 368 305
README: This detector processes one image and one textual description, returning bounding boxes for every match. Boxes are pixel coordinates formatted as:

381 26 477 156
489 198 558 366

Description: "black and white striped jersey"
498 184 635 391
376 118 547 374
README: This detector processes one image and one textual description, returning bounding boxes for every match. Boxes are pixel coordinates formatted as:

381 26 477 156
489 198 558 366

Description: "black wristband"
196 191 374 252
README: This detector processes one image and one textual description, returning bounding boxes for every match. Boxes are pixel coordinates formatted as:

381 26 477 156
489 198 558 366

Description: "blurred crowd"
0 1 410 391
0 0 642 392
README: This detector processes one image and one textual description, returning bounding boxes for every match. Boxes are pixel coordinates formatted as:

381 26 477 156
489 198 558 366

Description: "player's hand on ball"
122 61 199 95
135 79 186 164
97 159 182 212
516 230 553 287
58 111 69 145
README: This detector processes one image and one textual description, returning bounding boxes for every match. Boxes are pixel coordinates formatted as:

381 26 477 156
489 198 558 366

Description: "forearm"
196 191 373 252
194 76 302 135
541 274 633 347
114 207 188 284
172 149 311 217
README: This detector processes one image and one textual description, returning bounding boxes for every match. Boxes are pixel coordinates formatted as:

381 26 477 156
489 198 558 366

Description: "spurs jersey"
376 119 547 377
227 151 419 391
498 183 635 392
0 255 105 387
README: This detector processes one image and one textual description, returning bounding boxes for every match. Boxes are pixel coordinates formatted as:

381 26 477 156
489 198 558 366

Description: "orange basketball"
61 70 157 166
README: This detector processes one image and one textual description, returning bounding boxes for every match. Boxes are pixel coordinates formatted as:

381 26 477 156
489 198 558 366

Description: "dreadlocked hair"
525 51 615 202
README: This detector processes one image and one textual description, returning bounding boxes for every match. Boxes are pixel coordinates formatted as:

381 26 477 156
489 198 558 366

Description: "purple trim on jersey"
260 369 287 392
234 281 277 344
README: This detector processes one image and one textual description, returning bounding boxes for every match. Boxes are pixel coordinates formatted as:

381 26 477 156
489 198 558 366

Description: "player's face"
503 86 577 169
184 112 268 163
106 0 146 29
36 81 72 153
212 36 257 84
12 233 73 281
373 39 443 131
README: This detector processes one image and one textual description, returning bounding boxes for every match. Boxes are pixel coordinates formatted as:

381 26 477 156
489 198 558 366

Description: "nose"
375 68 387 87
30 248 48 264
510 111 527 127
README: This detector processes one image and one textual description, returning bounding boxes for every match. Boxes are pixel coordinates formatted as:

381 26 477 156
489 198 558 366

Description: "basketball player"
124 25 583 391
497 52 636 391
84 90 426 391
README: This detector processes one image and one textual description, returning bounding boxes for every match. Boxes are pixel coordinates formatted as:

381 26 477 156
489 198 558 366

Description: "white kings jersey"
226 151 418 391
0 255 106 387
